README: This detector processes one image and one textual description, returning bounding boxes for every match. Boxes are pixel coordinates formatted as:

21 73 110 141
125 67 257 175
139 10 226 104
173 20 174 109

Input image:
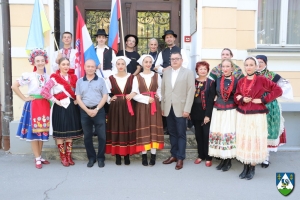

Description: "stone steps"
43 130 198 161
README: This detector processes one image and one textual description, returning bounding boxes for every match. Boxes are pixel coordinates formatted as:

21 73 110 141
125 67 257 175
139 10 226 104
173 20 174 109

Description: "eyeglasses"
170 58 182 61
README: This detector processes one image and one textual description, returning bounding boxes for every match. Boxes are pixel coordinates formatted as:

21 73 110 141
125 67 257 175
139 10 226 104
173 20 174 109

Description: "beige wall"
202 7 255 59
10 4 50 120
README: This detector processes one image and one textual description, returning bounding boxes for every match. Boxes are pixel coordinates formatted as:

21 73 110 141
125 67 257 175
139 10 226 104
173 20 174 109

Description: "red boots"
65 142 75 165
57 144 69 167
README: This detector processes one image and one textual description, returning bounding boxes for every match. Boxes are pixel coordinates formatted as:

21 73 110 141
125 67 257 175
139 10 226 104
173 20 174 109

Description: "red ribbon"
115 94 134 116
142 92 157 115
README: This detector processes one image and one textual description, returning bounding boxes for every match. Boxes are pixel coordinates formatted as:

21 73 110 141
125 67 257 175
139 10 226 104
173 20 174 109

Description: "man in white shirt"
52 32 78 77
94 29 116 79
154 30 188 75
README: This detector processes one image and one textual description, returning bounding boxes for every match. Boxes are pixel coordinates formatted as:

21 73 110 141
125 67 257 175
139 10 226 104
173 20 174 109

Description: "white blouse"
18 72 50 95
106 73 139 103
133 72 162 104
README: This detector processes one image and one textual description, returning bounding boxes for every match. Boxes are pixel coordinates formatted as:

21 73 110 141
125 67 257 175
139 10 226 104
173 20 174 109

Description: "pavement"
0 150 299 200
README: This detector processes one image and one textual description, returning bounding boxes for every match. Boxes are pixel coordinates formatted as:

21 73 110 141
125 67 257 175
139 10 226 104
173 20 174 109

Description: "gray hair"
149 38 158 43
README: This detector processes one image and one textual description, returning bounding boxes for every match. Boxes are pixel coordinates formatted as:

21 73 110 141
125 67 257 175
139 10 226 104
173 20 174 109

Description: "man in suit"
161 52 195 170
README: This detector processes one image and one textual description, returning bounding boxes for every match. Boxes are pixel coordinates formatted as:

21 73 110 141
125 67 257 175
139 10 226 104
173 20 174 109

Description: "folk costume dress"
41 71 83 139
106 73 138 156
209 63 244 81
256 67 293 151
208 75 239 159
234 75 283 164
16 72 51 141
133 72 164 153
190 78 216 161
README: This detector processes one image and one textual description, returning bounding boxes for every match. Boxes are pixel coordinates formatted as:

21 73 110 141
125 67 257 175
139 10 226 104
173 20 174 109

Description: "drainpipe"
1 0 13 151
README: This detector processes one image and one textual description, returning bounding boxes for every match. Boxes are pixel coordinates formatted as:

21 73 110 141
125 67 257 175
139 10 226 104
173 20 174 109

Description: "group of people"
12 29 293 180
189 48 293 180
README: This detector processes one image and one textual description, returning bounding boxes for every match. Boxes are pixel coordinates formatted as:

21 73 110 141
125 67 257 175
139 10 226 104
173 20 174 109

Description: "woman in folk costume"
208 59 239 172
235 57 282 180
255 55 293 168
41 57 83 167
133 55 164 166
106 56 138 165
208 48 244 81
11 49 51 169
190 61 216 167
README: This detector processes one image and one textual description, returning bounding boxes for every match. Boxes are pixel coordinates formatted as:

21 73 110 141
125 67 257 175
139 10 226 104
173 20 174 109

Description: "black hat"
94 29 108 37
124 34 138 47
162 30 177 40
256 55 267 64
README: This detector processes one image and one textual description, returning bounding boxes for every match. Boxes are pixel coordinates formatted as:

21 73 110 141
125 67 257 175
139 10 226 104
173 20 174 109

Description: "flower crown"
28 48 48 65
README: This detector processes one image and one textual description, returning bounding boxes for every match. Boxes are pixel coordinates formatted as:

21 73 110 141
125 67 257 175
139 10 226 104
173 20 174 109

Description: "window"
136 11 170 55
257 0 300 46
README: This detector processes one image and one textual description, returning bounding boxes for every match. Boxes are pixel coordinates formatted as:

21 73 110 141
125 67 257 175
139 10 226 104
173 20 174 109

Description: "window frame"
257 0 300 48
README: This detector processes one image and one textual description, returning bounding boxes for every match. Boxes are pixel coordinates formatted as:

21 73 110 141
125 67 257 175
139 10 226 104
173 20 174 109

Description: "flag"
75 6 102 78
108 0 121 53
25 0 50 54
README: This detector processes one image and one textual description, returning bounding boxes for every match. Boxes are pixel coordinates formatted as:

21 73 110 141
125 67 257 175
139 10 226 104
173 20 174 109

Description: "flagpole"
118 0 126 56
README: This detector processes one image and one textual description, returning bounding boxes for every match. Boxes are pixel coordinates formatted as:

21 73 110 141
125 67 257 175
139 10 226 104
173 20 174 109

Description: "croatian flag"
75 6 101 77
108 0 121 53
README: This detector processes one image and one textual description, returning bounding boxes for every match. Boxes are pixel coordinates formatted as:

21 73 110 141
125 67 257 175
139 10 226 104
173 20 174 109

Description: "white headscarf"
137 54 155 66
112 56 131 68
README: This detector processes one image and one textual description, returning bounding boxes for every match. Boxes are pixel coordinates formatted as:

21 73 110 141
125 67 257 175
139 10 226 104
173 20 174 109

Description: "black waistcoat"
95 47 113 70
161 46 181 68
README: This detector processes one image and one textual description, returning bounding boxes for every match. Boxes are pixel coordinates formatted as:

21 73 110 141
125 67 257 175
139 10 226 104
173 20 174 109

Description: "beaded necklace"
242 74 256 97
220 75 234 102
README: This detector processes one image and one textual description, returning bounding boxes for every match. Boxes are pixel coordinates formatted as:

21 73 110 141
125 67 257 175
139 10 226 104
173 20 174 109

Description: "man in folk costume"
94 29 117 114
255 55 293 168
154 30 189 74
94 29 117 79
52 32 78 77
148 38 160 72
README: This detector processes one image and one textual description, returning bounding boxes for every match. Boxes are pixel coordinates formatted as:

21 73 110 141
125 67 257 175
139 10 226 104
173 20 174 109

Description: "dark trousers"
192 119 212 161
166 106 187 160
80 107 106 162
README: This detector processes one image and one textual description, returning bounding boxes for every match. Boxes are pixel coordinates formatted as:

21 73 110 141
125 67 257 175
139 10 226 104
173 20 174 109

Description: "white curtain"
287 0 300 44
257 0 281 44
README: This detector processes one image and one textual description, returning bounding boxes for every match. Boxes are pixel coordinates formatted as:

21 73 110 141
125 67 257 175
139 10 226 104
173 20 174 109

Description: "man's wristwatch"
96 107 100 111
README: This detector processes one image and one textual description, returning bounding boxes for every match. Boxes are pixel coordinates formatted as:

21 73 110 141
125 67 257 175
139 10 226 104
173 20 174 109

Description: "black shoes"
216 159 225 170
239 164 249 179
116 154 121 165
221 159 232 171
261 161 270 168
245 165 255 180
87 159 96 168
142 154 148 166
149 154 156 166
124 155 130 165
98 160 105 168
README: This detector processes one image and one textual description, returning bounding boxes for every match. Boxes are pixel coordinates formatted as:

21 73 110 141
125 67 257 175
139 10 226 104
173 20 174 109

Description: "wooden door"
75 0 181 54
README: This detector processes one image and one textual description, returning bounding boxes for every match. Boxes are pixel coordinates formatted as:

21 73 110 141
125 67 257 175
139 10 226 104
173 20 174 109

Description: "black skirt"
52 98 83 139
